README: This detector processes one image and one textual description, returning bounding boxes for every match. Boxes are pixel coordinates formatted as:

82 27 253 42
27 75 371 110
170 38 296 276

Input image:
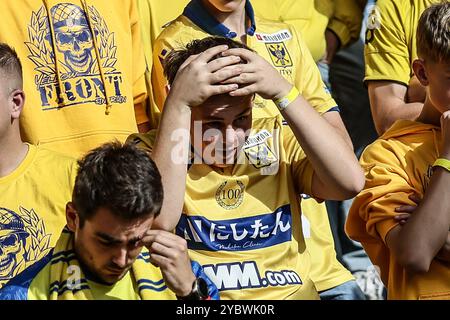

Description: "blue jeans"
319 280 366 300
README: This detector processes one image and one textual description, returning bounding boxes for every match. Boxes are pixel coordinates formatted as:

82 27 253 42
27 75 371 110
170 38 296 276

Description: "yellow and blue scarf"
0 228 218 300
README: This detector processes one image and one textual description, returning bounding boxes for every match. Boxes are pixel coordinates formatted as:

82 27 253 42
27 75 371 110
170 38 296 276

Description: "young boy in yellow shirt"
347 3 450 299
0 43 77 288
134 36 364 299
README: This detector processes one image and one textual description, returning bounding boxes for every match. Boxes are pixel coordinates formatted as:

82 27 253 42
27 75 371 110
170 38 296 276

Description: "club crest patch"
243 130 278 169
365 6 382 44
244 144 277 169
265 42 293 68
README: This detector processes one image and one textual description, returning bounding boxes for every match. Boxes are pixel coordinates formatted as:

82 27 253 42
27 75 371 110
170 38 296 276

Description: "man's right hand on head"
167 45 243 109
220 48 292 100
139 229 197 297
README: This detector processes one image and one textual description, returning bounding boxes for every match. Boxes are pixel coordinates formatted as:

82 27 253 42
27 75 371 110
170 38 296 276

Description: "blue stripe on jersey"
49 279 90 296
136 279 165 286
137 279 167 293
136 252 151 263
138 284 168 292
176 204 292 252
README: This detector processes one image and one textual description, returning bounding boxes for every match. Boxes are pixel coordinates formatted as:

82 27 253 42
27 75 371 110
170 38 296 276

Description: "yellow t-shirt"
346 120 450 300
151 9 337 118
175 116 319 300
364 0 440 86
0 144 77 288
0 0 148 158
137 0 188 71
252 0 365 62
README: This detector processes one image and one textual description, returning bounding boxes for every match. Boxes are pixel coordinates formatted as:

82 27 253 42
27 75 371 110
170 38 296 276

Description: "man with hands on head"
145 0 364 300
132 37 364 299
347 3 450 300
0 142 217 300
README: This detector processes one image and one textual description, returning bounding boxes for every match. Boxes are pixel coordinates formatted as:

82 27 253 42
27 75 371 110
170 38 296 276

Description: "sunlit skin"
420 60 450 114
0 72 27 178
395 59 450 223
66 204 154 285
191 93 252 168
202 0 244 13
0 73 22 141
382 53 450 275
412 59 450 126
0 76 11 139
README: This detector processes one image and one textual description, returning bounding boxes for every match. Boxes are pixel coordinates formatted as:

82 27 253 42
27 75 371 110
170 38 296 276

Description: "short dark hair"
417 2 450 63
0 43 23 87
73 142 164 227
163 36 253 85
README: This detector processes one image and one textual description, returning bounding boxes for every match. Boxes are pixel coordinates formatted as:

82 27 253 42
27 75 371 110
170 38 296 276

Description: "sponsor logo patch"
176 204 292 251
203 261 302 291
255 30 292 43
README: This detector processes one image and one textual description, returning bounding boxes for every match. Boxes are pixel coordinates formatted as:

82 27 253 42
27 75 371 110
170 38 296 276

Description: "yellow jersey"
177 116 319 299
151 0 337 118
26 250 176 300
150 0 352 293
0 0 148 158
128 116 321 299
346 120 450 300
0 144 77 289
364 0 440 86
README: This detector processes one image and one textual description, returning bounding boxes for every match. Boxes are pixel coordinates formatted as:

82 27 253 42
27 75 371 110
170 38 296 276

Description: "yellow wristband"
273 86 299 111
432 158 450 172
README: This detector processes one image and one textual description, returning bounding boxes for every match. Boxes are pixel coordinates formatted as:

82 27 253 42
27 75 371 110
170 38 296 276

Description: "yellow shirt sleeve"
151 35 173 112
291 26 337 114
328 0 366 47
364 0 411 85
137 0 153 71
282 126 314 196
130 0 149 125
349 141 418 244
126 129 157 153
137 0 187 127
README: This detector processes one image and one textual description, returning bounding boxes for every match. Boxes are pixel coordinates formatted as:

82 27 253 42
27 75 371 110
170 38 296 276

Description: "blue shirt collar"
183 0 256 38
